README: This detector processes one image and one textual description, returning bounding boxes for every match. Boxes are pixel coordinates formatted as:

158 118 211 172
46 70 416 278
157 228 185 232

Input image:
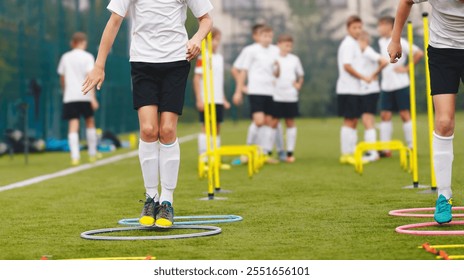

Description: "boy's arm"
233 70 247 105
187 13 213 62
387 0 415 63
294 76 304 91
371 57 389 78
60 76 65 92
193 73 204 111
82 12 124 94
344 64 372 83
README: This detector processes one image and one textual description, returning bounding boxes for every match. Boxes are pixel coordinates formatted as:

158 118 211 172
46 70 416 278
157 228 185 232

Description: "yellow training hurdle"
354 141 412 174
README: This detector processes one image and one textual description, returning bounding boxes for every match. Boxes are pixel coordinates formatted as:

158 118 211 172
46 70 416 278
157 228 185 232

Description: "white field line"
0 133 198 193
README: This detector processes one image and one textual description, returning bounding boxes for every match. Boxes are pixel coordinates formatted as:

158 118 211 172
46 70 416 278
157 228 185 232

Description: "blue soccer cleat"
434 194 452 224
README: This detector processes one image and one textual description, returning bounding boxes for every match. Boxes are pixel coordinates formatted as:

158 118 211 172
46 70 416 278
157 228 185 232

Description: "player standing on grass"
193 27 231 157
388 0 464 224
57 32 99 166
377 16 423 157
81 0 213 228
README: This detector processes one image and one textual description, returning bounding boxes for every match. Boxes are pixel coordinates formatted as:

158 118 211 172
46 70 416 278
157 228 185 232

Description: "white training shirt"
273 53 305 103
57 49 94 103
241 44 280 96
107 0 213 63
233 43 279 70
378 37 420 92
336 35 363 95
413 0 464 49
354 46 381 95
195 53 224 104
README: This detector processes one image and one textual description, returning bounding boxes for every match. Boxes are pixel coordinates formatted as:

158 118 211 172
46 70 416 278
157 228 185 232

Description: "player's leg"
215 104 224 149
275 122 287 162
68 118 80 165
285 118 297 163
339 95 359 164
247 95 265 146
198 108 207 156
361 93 380 162
379 91 394 157
397 87 413 148
262 114 279 163
83 101 98 162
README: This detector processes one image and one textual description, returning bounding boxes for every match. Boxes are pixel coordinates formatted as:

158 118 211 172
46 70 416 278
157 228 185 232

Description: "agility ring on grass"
389 207 464 218
395 221 464 236
80 225 222 241
118 215 243 227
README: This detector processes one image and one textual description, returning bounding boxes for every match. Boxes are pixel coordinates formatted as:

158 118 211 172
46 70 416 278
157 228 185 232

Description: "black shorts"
360 93 379 115
428 46 464 95
130 60 191 115
337 94 362 119
248 95 274 115
199 104 224 123
271 101 300 119
62 101 94 120
380 87 410 112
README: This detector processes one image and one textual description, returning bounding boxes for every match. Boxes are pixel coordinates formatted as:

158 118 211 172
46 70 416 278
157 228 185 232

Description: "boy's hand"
196 100 204 112
362 76 373 84
82 66 105 94
394 65 409 73
187 38 201 62
232 91 243 106
224 100 231 110
293 82 302 91
91 99 99 111
387 41 402 63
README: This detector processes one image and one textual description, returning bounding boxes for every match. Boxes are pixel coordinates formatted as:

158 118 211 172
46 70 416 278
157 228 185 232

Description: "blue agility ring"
118 215 243 226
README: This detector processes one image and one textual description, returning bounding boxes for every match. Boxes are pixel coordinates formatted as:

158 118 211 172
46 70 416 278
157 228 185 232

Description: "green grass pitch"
1 115 464 260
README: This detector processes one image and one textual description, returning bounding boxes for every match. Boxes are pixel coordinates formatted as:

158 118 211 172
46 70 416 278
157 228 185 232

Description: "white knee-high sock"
275 123 285 153
433 132 453 199
246 123 259 145
86 128 97 157
341 126 352 155
68 132 80 160
159 139 180 205
286 127 297 153
216 136 221 148
138 139 160 200
380 121 393 142
349 128 358 154
403 121 413 148
364 128 378 155
267 127 277 154
198 133 207 155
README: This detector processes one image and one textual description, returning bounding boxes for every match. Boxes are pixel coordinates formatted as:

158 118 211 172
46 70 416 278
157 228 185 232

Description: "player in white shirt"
82 0 213 228
269 34 304 163
388 0 464 224
355 31 388 162
193 27 230 157
377 16 423 156
57 32 99 166
233 26 281 163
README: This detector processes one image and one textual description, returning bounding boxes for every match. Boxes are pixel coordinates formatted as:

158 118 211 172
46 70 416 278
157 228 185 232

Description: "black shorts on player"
248 95 274 115
428 46 464 95
380 87 410 112
360 93 379 115
271 101 300 119
199 104 224 123
337 94 362 119
62 101 94 120
131 60 191 115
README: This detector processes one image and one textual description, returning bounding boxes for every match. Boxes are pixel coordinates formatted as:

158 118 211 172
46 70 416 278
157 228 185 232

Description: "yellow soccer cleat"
139 197 158 227
71 159 80 166
155 202 174 228
339 154 356 165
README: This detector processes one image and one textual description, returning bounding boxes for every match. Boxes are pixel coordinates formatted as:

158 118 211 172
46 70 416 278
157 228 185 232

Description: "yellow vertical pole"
201 38 214 199
408 21 419 188
206 32 221 191
422 13 437 190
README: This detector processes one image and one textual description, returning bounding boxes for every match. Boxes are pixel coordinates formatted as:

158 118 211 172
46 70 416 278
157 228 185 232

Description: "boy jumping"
388 0 463 223
82 0 213 228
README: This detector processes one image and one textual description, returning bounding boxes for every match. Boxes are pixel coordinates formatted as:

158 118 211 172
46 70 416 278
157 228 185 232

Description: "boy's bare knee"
140 123 158 141
435 117 455 136
159 125 176 143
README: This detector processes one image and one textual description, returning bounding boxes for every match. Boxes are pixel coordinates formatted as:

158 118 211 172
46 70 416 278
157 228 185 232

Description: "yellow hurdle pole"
206 32 221 191
408 21 420 188
423 13 437 190
201 38 214 199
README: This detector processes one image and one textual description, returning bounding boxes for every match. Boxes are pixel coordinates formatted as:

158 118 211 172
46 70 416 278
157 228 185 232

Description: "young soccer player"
193 27 230 157
377 16 424 156
82 0 213 228
57 32 99 166
356 31 389 162
233 26 280 162
388 0 464 224
270 34 304 163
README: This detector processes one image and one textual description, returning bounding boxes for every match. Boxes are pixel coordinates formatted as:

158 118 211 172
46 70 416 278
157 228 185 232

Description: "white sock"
380 121 393 142
246 123 259 145
159 139 180 205
340 126 352 155
275 123 285 153
198 133 207 155
349 127 358 154
216 136 221 148
256 126 264 149
286 127 297 154
364 128 378 156
268 127 277 154
86 128 97 157
403 121 413 148
433 132 453 199
68 132 80 160
138 139 160 200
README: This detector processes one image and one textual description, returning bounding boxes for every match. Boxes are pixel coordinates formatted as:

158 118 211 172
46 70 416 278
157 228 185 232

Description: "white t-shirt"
233 44 279 70
273 53 304 103
194 53 224 104
336 35 363 95
354 46 381 95
414 0 464 49
378 37 420 92
241 44 280 96
57 49 94 103
107 0 213 63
